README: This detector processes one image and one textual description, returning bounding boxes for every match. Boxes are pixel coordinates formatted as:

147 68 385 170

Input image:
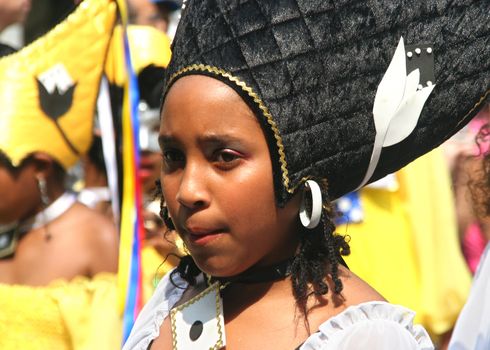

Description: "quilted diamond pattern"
165 0 489 204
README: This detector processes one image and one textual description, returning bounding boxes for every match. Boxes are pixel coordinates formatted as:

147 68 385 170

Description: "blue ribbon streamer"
121 29 142 343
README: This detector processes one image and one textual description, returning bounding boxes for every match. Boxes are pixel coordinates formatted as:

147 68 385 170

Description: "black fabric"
211 257 294 284
138 64 166 108
0 43 16 57
163 0 490 205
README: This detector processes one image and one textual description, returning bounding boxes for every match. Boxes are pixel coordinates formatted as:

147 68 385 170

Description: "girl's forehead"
165 75 243 103
162 76 255 125
160 78 264 146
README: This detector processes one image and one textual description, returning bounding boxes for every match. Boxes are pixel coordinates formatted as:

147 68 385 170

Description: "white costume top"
449 242 490 350
123 270 434 350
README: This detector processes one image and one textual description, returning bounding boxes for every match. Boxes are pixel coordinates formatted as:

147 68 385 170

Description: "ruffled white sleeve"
122 269 187 350
301 301 434 350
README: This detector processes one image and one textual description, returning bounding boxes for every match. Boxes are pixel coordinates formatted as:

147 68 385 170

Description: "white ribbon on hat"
97 76 120 224
357 37 435 190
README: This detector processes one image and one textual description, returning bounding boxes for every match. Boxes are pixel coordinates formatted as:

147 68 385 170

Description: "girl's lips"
188 232 223 245
185 228 224 246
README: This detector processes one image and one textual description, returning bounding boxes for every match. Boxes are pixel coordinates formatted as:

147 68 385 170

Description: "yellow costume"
0 274 120 350
342 148 471 337
142 246 177 303
0 0 123 348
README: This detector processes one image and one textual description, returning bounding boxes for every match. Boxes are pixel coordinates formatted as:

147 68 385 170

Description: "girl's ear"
30 152 55 179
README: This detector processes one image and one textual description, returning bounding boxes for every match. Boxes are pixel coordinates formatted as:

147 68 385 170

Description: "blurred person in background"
78 133 113 218
127 0 167 32
449 103 490 350
152 0 180 34
0 0 31 33
0 0 31 49
81 24 181 301
444 106 490 274
0 1 121 348
127 0 180 34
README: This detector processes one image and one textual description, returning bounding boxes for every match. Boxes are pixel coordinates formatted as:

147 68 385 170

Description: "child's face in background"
160 75 301 277
0 156 40 224
0 0 31 28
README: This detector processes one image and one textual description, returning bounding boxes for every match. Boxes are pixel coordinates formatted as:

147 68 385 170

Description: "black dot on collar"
189 320 203 341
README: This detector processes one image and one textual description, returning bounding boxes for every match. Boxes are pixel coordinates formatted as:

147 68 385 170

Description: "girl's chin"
192 256 249 278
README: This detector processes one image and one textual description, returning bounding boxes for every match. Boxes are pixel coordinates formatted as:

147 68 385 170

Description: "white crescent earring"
37 176 50 206
299 180 322 229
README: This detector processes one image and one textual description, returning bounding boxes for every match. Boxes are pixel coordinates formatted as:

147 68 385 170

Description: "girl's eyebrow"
159 133 244 145
158 134 176 149
198 133 242 145
158 132 247 151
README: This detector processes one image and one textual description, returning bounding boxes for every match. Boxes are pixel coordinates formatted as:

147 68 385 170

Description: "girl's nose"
175 163 210 210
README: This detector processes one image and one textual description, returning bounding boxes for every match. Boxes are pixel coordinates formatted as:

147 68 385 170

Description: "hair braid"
289 179 350 322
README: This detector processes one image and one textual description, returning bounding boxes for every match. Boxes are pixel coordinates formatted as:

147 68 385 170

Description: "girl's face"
160 75 301 277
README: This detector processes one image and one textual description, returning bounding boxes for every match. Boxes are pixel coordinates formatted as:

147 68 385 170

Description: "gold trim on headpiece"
166 64 294 194
448 89 490 140
0 0 117 169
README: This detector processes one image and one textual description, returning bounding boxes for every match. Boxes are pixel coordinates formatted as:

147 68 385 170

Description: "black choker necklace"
210 257 294 285
0 223 19 259
0 192 77 258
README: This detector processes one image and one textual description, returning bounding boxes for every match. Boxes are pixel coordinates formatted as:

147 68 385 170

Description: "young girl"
124 1 489 349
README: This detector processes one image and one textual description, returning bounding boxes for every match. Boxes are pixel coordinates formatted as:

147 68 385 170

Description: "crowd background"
0 0 488 349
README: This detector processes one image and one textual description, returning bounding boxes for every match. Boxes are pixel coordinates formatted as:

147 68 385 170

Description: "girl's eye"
162 149 184 169
217 150 239 162
163 150 183 162
213 149 243 169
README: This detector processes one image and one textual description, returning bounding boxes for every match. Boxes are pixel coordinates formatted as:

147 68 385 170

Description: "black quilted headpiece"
163 0 489 206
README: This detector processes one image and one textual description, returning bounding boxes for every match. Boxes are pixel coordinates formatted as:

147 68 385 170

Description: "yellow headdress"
0 0 117 169
105 24 172 87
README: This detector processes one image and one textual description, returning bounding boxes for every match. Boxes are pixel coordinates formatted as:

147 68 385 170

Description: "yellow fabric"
0 273 121 350
0 0 117 169
105 25 173 87
342 149 471 337
141 246 176 303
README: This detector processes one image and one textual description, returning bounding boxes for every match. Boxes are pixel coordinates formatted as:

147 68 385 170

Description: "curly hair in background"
469 105 490 219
